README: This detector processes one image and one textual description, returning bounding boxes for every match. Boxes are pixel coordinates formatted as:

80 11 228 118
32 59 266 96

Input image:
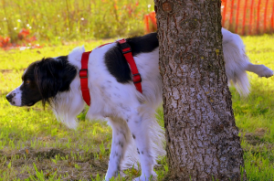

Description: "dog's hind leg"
105 117 131 181
222 28 273 96
125 107 157 181
245 63 273 78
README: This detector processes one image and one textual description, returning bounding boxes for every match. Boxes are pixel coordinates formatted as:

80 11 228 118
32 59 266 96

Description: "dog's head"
6 56 77 107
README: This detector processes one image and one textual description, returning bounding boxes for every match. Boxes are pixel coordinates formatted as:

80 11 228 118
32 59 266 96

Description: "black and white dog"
6 28 273 181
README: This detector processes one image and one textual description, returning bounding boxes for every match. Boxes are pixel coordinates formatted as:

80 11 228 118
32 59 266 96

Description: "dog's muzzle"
6 88 22 106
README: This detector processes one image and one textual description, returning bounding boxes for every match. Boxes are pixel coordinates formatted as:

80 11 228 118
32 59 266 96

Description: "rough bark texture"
154 0 245 180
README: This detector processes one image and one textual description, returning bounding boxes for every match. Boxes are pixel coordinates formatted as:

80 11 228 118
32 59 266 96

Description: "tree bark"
154 0 245 180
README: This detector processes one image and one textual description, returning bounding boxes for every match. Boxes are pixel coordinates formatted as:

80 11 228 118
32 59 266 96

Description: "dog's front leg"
105 117 130 181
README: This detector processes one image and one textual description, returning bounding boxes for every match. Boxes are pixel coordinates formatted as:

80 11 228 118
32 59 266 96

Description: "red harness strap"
80 51 92 106
80 40 142 105
117 39 142 93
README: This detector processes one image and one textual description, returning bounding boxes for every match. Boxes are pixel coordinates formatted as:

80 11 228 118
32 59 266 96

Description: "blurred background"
0 0 154 49
221 0 274 35
1 0 274 50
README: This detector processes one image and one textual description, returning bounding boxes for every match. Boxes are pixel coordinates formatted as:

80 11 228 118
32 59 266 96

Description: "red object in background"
145 15 149 33
229 0 234 25
18 28 30 40
0 28 41 50
144 12 157 33
272 3 274 31
222 0 227 26
264 0 269 32
145 0 274 35
257 0 262 34
242 0 248 35
235 0 241 33
0 36 11 48
249 0 255 35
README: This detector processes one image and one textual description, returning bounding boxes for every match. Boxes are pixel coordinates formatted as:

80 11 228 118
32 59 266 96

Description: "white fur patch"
67 46 85 69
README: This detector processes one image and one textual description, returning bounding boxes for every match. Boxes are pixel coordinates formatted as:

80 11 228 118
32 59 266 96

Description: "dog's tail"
222 29 250 96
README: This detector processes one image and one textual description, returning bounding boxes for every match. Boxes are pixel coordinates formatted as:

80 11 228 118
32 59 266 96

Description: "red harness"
79 39 142 106
79 51 92 106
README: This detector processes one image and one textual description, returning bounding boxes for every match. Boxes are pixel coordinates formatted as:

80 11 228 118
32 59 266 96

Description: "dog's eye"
25 80 31 84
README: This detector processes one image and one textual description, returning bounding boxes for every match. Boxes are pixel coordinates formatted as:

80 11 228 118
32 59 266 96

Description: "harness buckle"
133 73 142 84
117 39 132 54
122 47 131 54
79 69 88 78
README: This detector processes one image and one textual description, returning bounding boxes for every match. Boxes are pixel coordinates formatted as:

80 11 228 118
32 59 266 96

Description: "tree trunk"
154 0 245 180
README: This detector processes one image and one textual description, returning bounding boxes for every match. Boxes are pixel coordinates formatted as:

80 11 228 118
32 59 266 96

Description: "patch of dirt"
241 128 274 155
244 133 264 146
35 148 66 159
243 128 268 146
0 147 109 180
255 128 267 136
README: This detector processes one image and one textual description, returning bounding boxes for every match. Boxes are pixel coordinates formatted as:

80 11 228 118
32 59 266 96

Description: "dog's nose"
6 94 14 102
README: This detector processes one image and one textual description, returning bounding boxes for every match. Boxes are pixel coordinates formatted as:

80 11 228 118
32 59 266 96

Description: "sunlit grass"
0 34 274 180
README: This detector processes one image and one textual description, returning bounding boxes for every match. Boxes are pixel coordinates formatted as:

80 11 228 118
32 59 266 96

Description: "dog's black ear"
34 57 76 106
57 56 77 92
34 58 61 105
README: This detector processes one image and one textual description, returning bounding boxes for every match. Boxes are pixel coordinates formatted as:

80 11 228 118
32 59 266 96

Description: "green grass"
0 0 153 42
0 34 274 180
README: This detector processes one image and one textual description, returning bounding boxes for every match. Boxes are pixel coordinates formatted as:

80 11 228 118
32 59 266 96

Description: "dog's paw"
105 171 118 181
257 65 273 78
105 171 125 181
132 173 157 181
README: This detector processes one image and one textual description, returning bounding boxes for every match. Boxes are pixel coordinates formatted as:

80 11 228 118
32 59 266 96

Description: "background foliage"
0 0 153 43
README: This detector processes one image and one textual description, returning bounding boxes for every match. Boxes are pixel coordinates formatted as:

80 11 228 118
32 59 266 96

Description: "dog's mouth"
8 100 21 107
26 102 35 106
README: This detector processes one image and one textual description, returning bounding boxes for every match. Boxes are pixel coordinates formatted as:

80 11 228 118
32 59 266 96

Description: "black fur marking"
20 56 77 106
104 46 131 83
132 134 136 139
118 141 124 148
104 33 158 83
117 166 120 172
137 148 140 154
116 165 120 175
124 32 159 56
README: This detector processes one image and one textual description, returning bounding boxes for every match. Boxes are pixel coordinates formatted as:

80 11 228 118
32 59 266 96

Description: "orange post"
271 3 274 32
235 0 241 33
149 12 157 28
264 0 269 32
257 0 262 34
249 0 255 35
222 0 227 26
145 15 150 33
229 0 235 26
242 0 248 35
